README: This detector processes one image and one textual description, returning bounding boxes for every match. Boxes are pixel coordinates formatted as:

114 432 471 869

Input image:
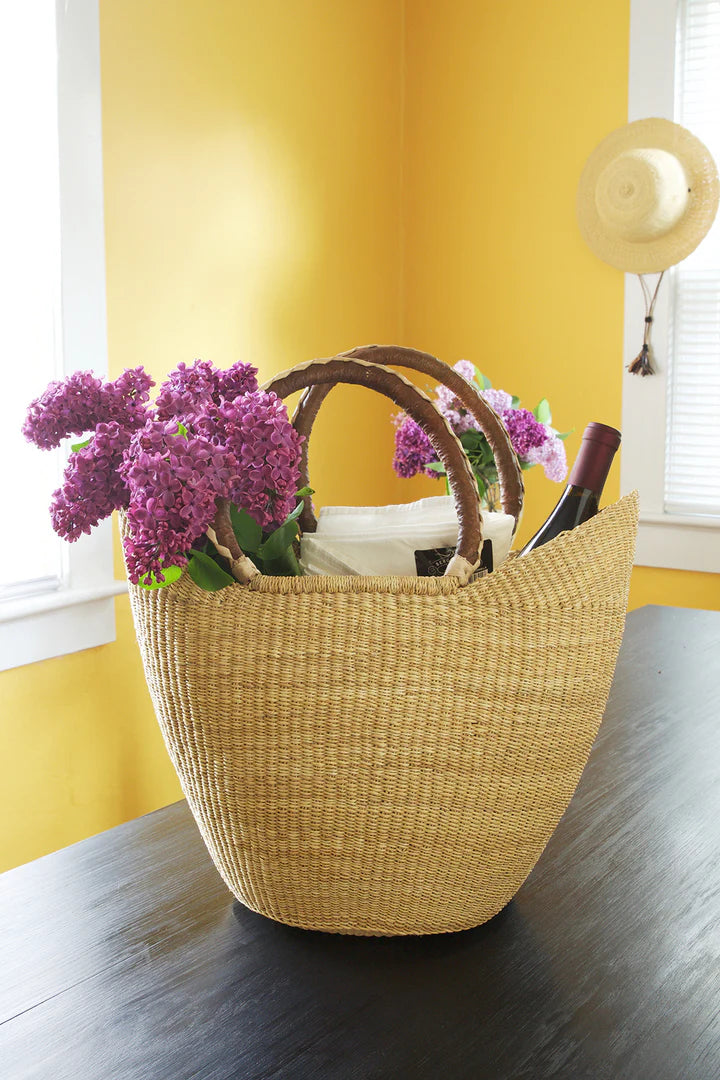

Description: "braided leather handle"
292 344 524 536
213 357 484 583
269 358 483 581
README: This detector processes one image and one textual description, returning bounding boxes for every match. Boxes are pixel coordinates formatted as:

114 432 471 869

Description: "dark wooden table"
2 606 720 1080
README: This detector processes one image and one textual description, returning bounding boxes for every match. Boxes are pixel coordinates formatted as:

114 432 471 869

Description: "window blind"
665 0 720 515
0 0 64 598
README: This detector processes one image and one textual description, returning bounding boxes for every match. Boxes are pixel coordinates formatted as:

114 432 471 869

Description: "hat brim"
577 118 719 273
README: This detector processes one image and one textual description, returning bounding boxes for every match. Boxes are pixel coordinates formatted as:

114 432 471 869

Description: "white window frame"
621 0 720 573
0 0 126 672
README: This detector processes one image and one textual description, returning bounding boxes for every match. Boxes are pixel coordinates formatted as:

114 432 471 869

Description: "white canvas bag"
300 495 514 577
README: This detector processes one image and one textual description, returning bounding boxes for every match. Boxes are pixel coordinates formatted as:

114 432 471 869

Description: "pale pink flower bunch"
393 360 568 485
523 436 568 482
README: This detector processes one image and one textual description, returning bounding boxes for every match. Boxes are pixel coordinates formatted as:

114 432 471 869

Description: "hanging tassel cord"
628 271 665 376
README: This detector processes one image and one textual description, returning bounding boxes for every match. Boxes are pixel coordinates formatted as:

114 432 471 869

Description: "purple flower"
25 356 304 585
524 433 568 482
154 360 219 422
23 367 154 449
391 362 568 488
50 422 132 541
501 408 548 458
219 361 260 403
23 371 106 449
120 420 240 583
154 359 258 422
103 367 154 429
392 415 437 478
197 390 303 528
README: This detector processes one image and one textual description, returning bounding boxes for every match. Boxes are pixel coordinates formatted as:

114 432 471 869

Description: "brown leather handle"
292 344 524 536
224 356 484 583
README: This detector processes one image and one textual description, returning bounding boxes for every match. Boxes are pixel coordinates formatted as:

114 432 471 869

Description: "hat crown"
595 147 690 243
577 118 719 273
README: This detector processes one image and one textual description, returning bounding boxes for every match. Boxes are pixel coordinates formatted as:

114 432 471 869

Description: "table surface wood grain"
1 605 719 1080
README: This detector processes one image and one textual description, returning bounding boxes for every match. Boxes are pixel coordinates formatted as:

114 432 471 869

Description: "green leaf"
263 548 302 576
479 462 498 486
187 550 235 591
474 472 487 500
426 461 446 474
555 429 574 441
228 504 263 553
258 518 299 561
459 429 486 452
71 438 92 453
510 395 521 409
533 398 552 424
171 421 188 438
295 485 314 498
138 564 183 590
284 500 305 524
473 367 492 390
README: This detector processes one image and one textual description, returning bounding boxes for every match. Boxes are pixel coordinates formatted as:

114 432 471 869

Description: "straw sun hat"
577 118 719 374
577 117 719 274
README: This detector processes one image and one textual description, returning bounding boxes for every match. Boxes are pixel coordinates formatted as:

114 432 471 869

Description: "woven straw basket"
128 346 638 936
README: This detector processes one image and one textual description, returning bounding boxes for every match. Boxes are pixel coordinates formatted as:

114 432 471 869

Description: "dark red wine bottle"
519 422 621 556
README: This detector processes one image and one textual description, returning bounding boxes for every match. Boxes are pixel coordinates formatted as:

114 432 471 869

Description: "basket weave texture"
128 490 638 936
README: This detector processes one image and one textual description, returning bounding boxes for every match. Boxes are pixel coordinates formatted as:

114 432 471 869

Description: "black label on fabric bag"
414 539 493 577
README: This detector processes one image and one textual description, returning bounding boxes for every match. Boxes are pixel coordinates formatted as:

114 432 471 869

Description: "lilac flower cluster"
524 435 568 483
434 360 478 435
120 422 239 583
101 367 155 429
22 367 153 450
480 388 513 415
50 422 132 541
198 391 304 528
154 359 258 422
24 358 303 584
393 360 568 485
501 408 548 457
391 416 436 479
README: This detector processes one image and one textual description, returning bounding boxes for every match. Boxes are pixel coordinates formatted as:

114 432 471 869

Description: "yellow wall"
3 0 718 873
100 0 408 510
1 0 406 873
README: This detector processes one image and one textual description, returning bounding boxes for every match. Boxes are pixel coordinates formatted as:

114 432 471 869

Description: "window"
0 1 125 671
2 1 64 602
665 0 720 517
622 0 720 572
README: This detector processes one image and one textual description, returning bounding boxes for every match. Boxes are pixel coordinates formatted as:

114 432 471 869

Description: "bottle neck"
568 425 621 497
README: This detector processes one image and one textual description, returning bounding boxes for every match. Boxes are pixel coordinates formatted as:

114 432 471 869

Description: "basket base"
230 896 515 937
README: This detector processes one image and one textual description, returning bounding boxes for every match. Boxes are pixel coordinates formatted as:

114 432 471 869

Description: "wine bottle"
519 422 621 556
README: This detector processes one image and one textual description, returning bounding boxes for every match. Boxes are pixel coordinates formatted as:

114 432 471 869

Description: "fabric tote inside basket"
299 495 514 577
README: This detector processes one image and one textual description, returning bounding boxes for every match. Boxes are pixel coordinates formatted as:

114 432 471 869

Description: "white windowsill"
636 513 720 573
0 581 128 672
0 580 127 623
640 512 720 530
